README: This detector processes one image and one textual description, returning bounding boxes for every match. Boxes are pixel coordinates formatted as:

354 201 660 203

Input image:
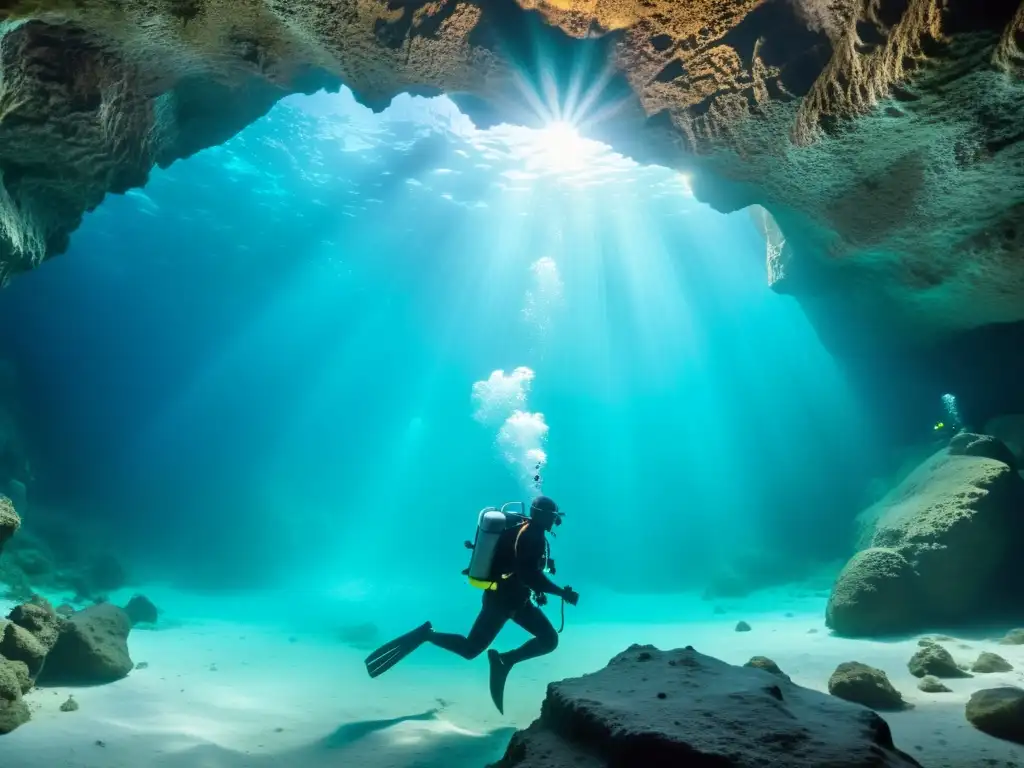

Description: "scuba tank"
463 502 527 589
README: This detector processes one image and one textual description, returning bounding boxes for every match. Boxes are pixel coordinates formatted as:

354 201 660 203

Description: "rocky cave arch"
0 0 1022 426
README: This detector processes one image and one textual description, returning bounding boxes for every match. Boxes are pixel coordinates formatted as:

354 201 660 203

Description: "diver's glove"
561 586 579 606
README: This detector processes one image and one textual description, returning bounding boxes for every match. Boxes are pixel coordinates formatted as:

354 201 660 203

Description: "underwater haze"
0 85 915 765
0 89 878 600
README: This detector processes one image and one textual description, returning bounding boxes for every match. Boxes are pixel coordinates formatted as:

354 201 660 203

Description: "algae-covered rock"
826 548 918 636
917 676 952 693
908 644 970 679
966 688 1024 744
829 445 1024 635
827 661 908 711
0 657 29 734
972 652 1014 674
8 598 62 652
0 496 19 556
0 621 47 678
744 656 789 680
37 603 133 684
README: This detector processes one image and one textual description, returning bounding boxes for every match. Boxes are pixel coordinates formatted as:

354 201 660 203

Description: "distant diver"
364 495 579 714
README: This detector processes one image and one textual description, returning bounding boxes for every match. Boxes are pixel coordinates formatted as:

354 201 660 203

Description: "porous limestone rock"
0 621 47 679
908 644 970 679
7 598 62 653
0 496 19 556
0 1 1020 364
826 548 918 636
966 688 1024 744
948 431 1018 471
490 645 921 767
828 661 908 712
37 603 133 685
917 676 951 693
0 656 29 734
827 444 1024 635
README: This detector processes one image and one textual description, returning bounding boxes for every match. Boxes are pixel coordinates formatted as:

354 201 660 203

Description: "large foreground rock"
0 496 18 556
37 603 133 685
827 443 1024 635
966 688 1024 744
490 645 921 767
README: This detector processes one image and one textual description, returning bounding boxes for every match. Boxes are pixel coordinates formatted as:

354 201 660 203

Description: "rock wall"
0 1 1021 359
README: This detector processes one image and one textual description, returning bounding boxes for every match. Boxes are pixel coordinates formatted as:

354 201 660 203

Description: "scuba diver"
364 495 579 714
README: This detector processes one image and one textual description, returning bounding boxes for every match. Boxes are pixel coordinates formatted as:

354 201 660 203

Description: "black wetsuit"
429 522 560 664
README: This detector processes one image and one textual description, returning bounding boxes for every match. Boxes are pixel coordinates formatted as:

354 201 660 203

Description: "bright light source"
532 121 591 173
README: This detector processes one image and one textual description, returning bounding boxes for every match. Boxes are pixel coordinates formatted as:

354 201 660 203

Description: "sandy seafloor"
3 584 1024 768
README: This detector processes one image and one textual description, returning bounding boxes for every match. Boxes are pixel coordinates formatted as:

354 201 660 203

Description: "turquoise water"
0 87 889 748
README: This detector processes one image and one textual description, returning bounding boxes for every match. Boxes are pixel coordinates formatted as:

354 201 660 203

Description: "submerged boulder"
917 676 952 693
1000 629 1024 645
37 603 133 685
0 656 29 734
908 644 970 679
0 496 19 557
948 432 1018 471
743 656 789 680
0 621 47 679
8 598 63 652
966 688 1024 744
828 444 1024 636
826 548 918 636
124 594 159 626
490 645 921 767
828 661 908 711
972 652 1014 674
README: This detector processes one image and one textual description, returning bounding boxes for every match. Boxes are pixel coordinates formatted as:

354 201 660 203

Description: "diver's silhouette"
364 496 578 713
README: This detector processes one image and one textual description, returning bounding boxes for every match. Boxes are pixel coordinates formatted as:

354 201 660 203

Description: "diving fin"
488 649 511 714
364 622 433 679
